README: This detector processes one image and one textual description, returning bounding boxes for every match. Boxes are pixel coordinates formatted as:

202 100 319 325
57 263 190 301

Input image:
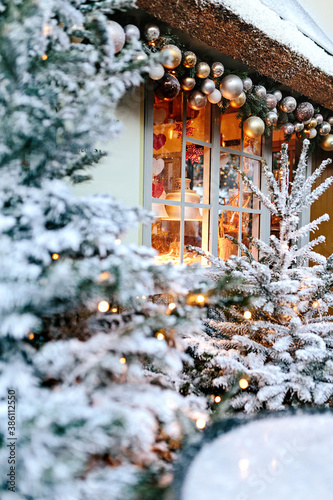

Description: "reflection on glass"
218 210 239 260
219 153 240 205
242 213 260 259
186 102 211 143
186 143 210 204
243 135 261 156
220 111 241 150
152 94 182 198
243 157 260 209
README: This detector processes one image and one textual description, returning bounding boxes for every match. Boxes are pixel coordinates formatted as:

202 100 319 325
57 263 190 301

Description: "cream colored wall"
71 85 144 244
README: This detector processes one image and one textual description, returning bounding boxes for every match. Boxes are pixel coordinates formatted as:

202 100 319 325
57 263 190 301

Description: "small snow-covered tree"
0 2 209 499
184 139 333 413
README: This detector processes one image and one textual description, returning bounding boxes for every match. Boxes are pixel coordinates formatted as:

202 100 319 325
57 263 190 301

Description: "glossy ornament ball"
124 24 140 42
295 102 314 121
211 62 224 78
145 24 160 41
280 96 297 113
183 51 197 68
230 91 246 108
308 118 317 128
273 89 283 102
196 62 210 79
149 63 165 80
307 128 317 139
243 116 265 139
315 113 323 125
328 117 333 126
266 93 277 109
294 122 304 133
254 85 267 99
283 122 295 135
107 21 126 53
161 44 182 69
242 77 253 91
201 79 216 95
132 52 148 63
188 90 207 110
181 77 196 91
208 88 222 104
220 74 243 100
321 134 333 151
155 73 180 101
319 121 331 136
265 111 278 127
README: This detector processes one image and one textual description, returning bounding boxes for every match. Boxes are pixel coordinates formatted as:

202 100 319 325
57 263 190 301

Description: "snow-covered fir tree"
184 139 333 414
0 2 210 498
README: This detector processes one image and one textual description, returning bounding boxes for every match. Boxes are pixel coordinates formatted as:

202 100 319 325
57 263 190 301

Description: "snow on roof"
210 0 333 77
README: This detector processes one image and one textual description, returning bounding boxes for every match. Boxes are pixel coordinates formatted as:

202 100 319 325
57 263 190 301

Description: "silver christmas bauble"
295 102 314 121
315 113 323 125
211 61 224 78
283 122 295 135
254 85 267 99
188 90 207 110
243 116 265 138
145 23 160 41
161 44 182 69
280 96 297 113
266 93 277 110
265 111 278 127
196 62 210 79
181 77 196 91
308 128 317 139
107 21 126 53
220 74 243 100
319 121 331 136
242 77 253 91
149 63 165 80
273 90 283 102
124 24 140 42
207 88 222 104
132 51 148 63
201 78 216 95
303 118 311 125
328 117 333 126
294 122 304 133
230 91 246 108
183 51 197 68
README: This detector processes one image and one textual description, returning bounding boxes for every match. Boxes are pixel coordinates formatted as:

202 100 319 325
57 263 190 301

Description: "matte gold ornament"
107 21 126 53
308 118 317 128
188 90 207 110
145 23 160 41
321 134 333 151
154 73 180 101
208 88 222 104
196 62 210 79
295 102 314 121
211 61 224 78
315 113 323 125
273 89 283 102
229 91 246 108
242 77 253 91
132 52 148 63
254 85 267 99
161 44 182 69
265 111 278 127
280 96 297 113
243 116 265 138
283 122 295 135
181 77 196 91
319 121 331 136
220 74 243 100
183 51 197 68
124 24 140 42
201 79 216 95
294 122 304 133
149 64 165 80
328 117 333 126
266 94 277 109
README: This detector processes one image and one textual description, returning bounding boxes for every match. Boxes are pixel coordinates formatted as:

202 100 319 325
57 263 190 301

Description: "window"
143 90 264 264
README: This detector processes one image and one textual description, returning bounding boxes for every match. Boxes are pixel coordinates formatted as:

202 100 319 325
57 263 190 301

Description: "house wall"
71 86 144 245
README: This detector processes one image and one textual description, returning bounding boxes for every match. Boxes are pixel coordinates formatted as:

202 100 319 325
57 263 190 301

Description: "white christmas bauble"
201 79 216 95
149 64 165 80
208 89 222 104
124 24 140 42
107 21 126 54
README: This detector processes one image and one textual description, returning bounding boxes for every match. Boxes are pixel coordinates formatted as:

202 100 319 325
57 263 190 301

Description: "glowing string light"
98 301 110 313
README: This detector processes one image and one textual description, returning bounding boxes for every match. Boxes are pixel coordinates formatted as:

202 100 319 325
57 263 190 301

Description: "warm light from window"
98 301 110 313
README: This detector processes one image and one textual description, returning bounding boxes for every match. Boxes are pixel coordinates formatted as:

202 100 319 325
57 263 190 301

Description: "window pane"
220 110 241 150
152 218 181 265
184 220 203 264
219 153 240 206
186 143 210 204
242 212 260 260
243 135 261 156
242 157 260 209
218 210 239 260
152 94 182 198
186 101 211 143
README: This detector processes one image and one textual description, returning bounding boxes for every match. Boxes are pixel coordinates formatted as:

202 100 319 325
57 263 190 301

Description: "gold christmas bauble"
243 116 265 139
181 77 196 91
229 91 246 108
183 51 197 68
321 134 333 151
161 44 182 69
308 118 317 128
196 62 210 79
